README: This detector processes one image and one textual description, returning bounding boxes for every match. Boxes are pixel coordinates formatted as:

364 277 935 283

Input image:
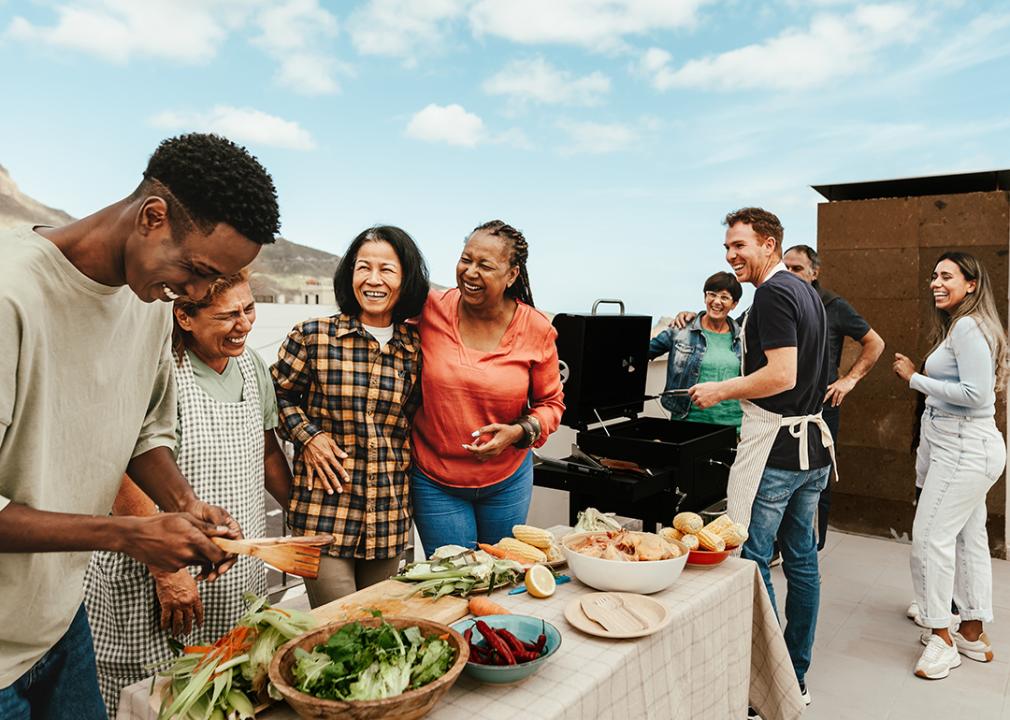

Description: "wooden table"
119 557 803 720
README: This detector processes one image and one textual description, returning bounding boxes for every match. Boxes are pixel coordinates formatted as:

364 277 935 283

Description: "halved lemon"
525 564 556 598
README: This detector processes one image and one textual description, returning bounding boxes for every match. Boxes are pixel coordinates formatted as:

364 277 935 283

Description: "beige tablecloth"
119 557 803 720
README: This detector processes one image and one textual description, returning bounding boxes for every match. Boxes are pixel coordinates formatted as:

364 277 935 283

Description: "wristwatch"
512 415 541 448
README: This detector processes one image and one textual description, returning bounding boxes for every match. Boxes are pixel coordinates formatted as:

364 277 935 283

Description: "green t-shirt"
686 329 742 428
181 349 279 456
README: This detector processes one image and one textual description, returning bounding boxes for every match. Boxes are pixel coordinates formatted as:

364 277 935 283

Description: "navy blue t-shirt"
743 270 831 470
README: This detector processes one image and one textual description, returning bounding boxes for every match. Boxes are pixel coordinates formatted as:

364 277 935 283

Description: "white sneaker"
952 630 994 663
907 601 960 629
914 634 961 679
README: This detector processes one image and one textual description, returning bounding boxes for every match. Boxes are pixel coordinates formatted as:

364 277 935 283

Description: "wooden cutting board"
310 579 470 626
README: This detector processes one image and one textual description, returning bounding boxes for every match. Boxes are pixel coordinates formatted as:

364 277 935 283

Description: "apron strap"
781 412 838 481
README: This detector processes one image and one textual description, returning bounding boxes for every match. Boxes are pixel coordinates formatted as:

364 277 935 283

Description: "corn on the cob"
511 524 554 550
496 537 547 563
678 533 700 551
695 528 726 552
703 514 735 535
673 512 703 534
658 527 682 543
715 522 748 549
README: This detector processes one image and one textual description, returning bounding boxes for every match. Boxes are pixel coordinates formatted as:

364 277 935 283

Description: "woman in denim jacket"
650 272 743 427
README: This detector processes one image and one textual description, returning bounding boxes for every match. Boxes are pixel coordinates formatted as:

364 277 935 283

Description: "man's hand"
302 434 348 495
689 382 726 410
671 311 697 330
152 568 203 637
181 499 243 580
824 376 857 407
463 424 525 461
893 353 916 383
120 512 234 580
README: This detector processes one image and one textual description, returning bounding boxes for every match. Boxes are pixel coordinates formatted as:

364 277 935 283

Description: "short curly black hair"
139 133 280 245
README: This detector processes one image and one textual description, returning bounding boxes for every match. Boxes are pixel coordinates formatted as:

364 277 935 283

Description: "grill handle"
591 298 625 316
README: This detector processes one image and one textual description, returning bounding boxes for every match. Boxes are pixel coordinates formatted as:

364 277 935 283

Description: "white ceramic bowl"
561 531 689 594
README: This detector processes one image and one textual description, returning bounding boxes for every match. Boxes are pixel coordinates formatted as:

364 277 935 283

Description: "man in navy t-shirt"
689 207 831 708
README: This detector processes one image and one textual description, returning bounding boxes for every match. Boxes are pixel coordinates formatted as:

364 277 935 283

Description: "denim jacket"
648 312 743 418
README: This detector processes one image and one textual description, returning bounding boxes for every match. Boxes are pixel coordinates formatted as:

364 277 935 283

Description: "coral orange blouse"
411 289 565 488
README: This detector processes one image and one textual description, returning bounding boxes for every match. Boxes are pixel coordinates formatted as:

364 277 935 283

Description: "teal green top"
686 329 743 428
178 349 279 454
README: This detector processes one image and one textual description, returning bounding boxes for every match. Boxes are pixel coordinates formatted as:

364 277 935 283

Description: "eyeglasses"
704 291 735 303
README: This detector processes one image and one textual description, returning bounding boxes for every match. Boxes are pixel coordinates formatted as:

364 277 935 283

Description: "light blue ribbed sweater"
909 316 996 416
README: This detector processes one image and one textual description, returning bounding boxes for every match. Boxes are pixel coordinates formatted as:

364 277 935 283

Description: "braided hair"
470 219 534 308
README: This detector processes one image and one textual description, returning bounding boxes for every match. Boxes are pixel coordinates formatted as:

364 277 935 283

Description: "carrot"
469 596 510 617
478 543 529 564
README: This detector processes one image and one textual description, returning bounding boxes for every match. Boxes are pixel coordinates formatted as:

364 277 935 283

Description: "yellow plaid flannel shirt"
271 314 420 559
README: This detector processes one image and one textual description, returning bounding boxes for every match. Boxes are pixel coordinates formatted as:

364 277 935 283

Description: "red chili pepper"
533 633 547 655
476 620 516 665
468 643 491 664
464 627 473 645
496 629 527 655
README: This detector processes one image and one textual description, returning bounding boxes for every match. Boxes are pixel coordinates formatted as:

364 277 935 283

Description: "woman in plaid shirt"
272 226 429 607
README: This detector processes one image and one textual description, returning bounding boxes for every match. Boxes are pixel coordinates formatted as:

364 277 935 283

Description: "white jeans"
911 409 1005 628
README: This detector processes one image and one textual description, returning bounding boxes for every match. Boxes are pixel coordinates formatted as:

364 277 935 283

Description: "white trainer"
952 630 994 663
914 634 961 679
907 601 960 629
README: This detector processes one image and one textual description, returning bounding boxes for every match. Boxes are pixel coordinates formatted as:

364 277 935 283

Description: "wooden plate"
563 592 672 639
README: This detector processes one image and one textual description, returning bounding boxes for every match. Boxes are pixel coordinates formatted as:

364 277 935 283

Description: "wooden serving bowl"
269 616 469 720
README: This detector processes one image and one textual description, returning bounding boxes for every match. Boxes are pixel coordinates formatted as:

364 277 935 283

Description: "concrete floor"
789 530 1010 719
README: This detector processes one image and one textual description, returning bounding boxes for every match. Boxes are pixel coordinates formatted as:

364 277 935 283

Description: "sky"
1 0 1009 318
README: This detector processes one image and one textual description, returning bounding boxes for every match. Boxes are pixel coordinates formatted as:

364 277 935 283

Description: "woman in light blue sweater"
894 251 1007 680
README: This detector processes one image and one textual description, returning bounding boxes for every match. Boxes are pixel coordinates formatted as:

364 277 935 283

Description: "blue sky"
1 0 1008 318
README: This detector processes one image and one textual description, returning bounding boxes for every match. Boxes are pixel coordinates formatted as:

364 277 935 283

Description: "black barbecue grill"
534 299 737 531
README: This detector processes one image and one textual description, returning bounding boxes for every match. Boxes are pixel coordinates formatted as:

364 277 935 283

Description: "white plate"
564 592 672 639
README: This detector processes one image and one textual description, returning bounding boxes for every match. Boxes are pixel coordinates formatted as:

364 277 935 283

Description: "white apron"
83 350 267 716
724 265 838 536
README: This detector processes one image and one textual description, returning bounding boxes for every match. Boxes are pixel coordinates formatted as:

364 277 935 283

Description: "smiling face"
175 281 256 365
352 239 403 326
703 288 738 322
931 258 976 311
784 249 818 284
724 222 778 286
456 230 519 310
124 197 262 303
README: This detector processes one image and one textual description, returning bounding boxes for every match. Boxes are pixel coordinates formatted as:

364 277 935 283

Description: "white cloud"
150 106 317 150
252 0 344 95
469 0 712 50
406 104 485 147
483 57 610 106
347 0 469 65
5 0 227 63
558 120 637 155
5 0 347 96
642 3 921 91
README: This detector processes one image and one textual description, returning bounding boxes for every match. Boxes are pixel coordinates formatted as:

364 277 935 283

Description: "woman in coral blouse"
410 220 565 554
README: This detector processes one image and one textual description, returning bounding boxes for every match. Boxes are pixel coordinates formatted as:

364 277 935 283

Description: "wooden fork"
211 535 334 578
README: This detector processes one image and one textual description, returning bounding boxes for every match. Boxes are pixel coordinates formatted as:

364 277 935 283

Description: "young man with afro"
0 133 280 717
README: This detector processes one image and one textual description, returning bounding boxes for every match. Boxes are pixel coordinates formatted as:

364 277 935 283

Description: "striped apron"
83 349 267 716
724 264 838 538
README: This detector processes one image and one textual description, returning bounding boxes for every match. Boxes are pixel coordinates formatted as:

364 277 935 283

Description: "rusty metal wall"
817 190 1010 557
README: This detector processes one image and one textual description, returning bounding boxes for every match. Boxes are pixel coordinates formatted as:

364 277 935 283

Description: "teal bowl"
451 614 561 685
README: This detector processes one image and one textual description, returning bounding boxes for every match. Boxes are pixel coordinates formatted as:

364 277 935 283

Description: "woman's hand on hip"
463 424 525 461
893 353 916 383
303 434 349 494
152 568 203 637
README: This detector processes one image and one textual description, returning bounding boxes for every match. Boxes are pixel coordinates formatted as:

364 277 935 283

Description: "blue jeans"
742 464 830 685
0 604 107 719
411 452 533 556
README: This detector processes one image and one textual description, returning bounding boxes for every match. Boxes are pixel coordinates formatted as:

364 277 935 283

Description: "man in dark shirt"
690 208 830 707
784 245 884 549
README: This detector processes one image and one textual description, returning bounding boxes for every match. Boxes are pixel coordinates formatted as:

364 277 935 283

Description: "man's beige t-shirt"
0 225 176 688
